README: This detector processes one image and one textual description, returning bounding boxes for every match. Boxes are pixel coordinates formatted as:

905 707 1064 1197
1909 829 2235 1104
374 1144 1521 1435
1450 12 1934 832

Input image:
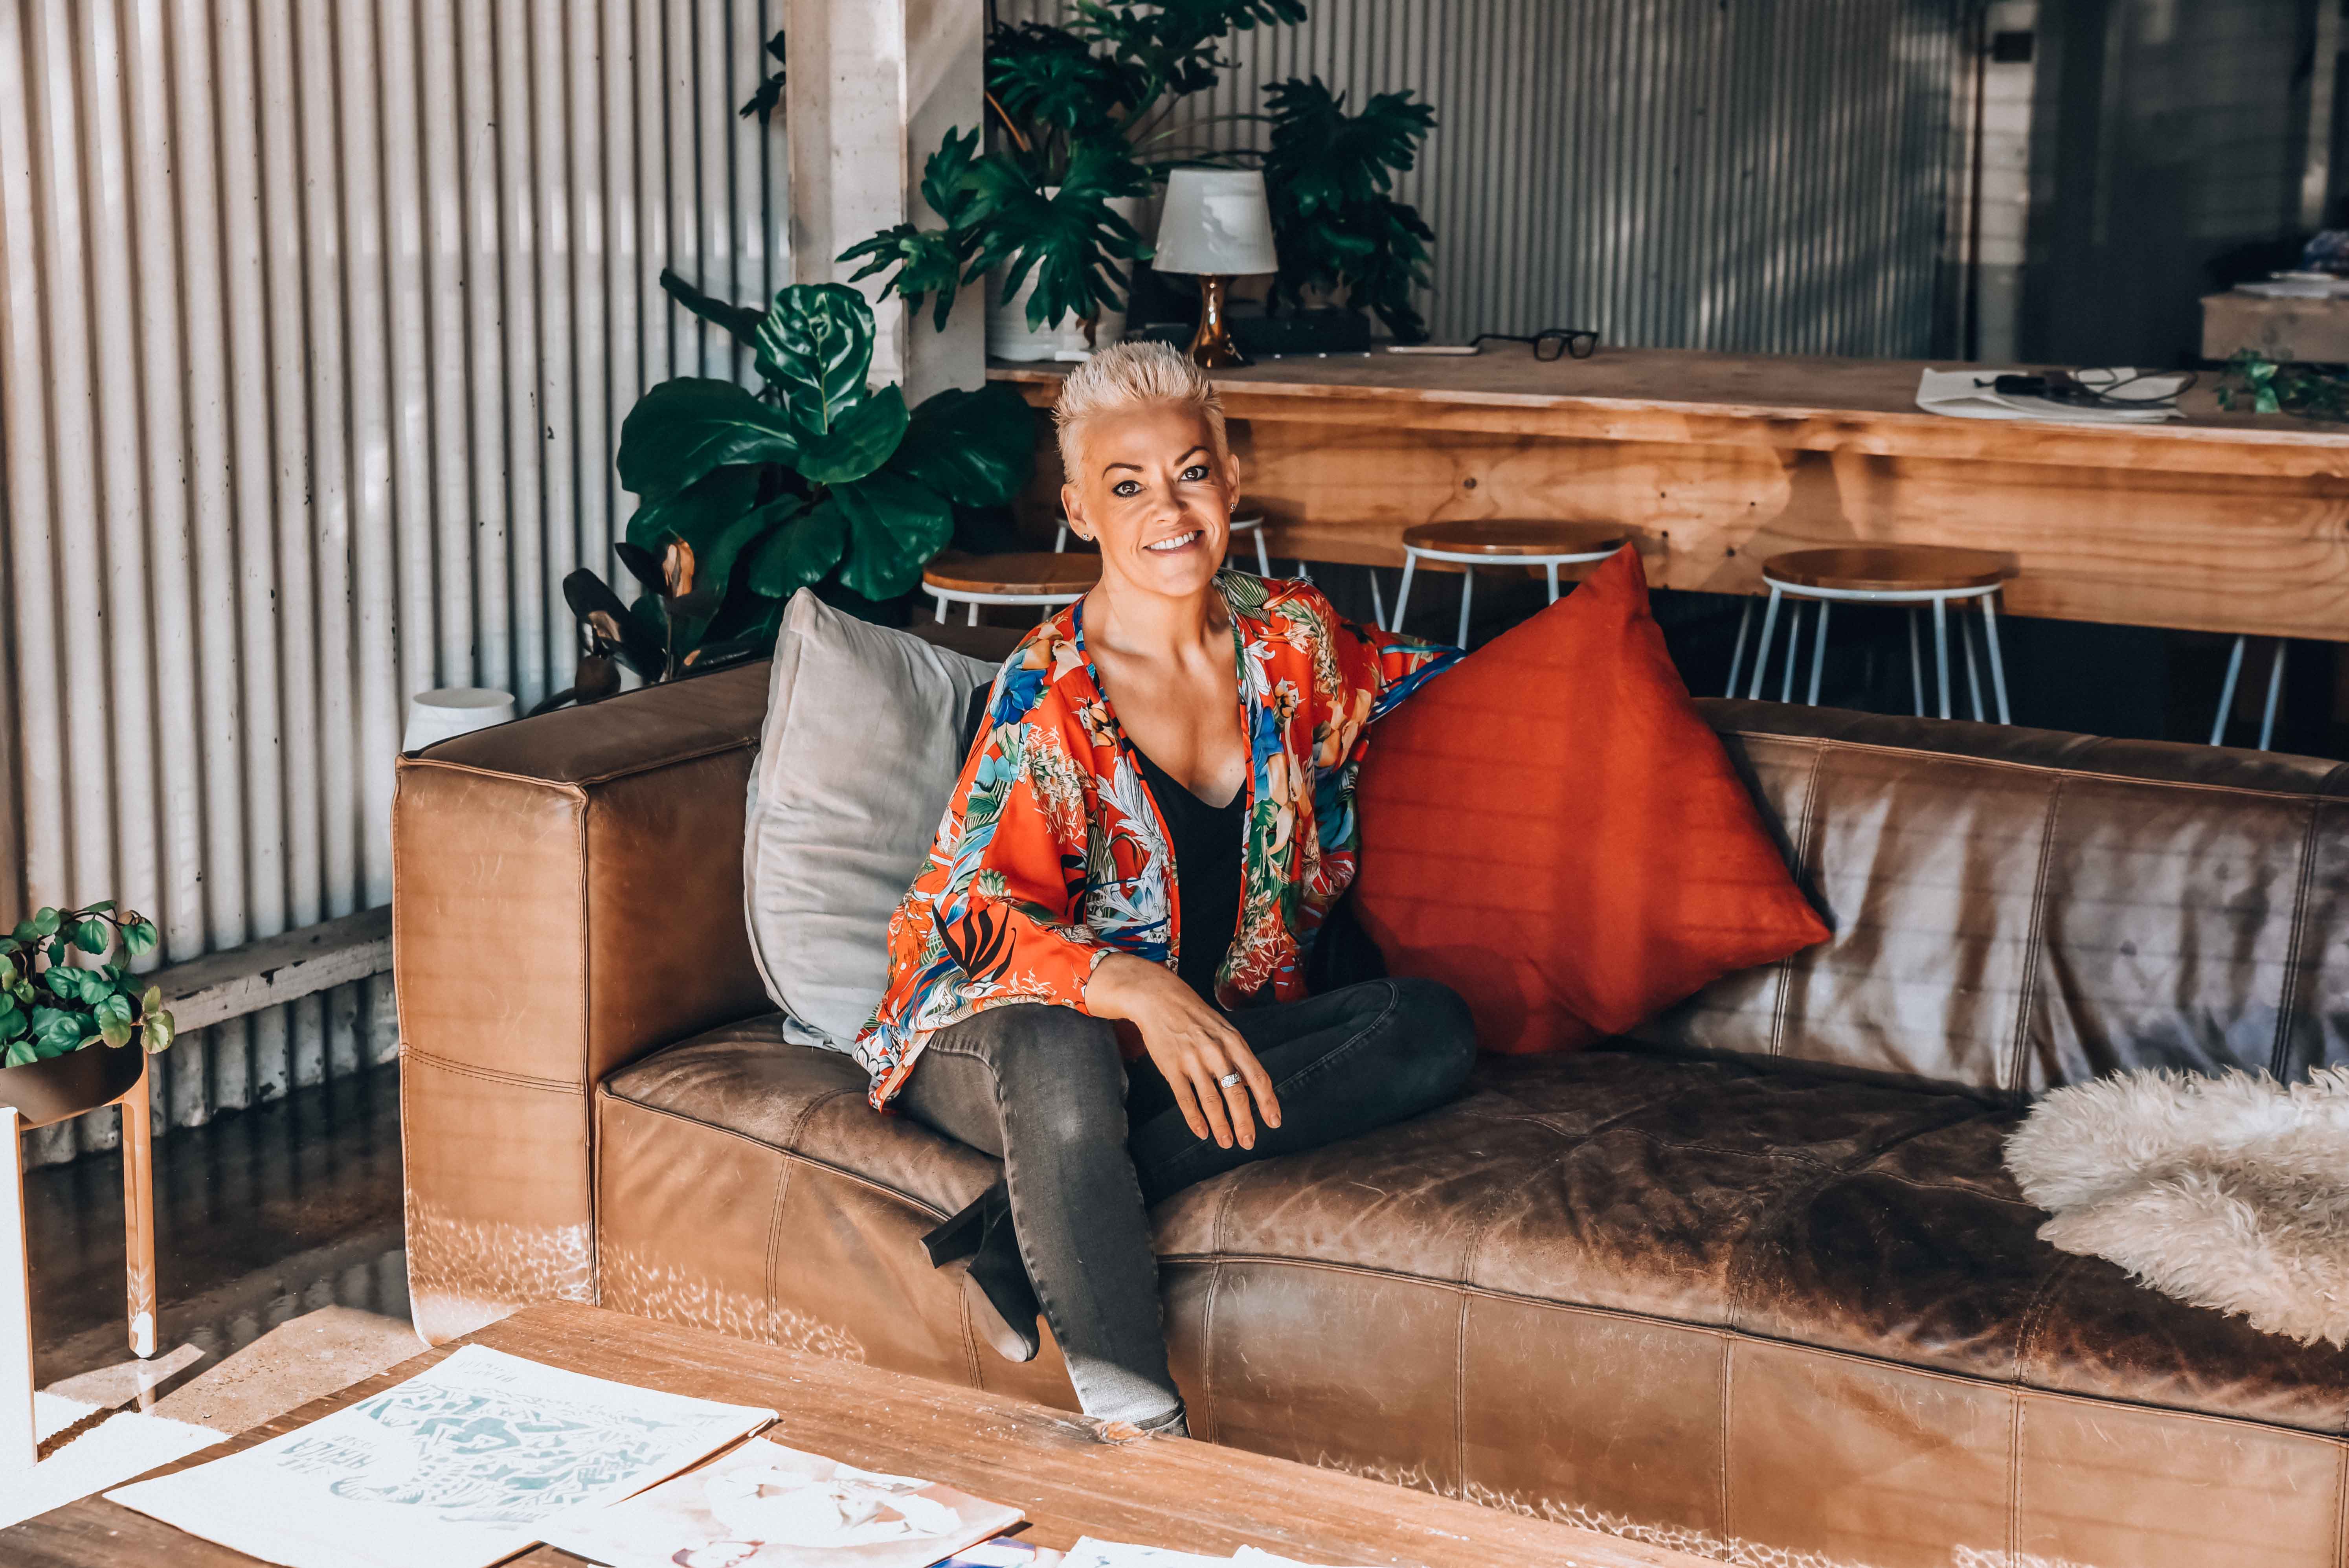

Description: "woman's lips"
1143 529 1204 554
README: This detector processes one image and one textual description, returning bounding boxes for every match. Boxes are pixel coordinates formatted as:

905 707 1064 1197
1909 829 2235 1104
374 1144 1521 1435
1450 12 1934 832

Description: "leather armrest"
393 663 772 1340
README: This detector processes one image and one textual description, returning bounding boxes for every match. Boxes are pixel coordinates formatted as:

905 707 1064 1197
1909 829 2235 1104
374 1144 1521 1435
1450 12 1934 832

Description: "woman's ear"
1219 450 1243 509
1059 481 1088 541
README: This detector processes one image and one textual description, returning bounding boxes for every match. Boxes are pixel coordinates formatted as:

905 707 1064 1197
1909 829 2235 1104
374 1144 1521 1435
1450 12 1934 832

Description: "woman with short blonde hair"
858 342 1477 1439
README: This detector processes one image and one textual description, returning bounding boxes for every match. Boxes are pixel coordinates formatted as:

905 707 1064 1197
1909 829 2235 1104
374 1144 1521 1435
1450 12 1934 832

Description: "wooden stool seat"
1399 519 1629 557
1388 520 1631 644
1737 545 2017 723
1762 545 2011 595
923 551 1099 628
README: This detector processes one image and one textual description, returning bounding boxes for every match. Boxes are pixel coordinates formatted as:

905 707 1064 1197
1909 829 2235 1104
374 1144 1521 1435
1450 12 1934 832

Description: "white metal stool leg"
1054 521 1068 552
967 601 980 626
1932 595 1953 719
2261 641 2288 751
1390 554 1418 633
1455 565 1475 648
1545 562 1561 604
1727 600 1754 697
1748 587 1784 700
1806 600 1831 705
933 593 949 624
1908 609 1926 716
1368 569 1386 630
1981 594 2012 724
2211 635 2248 746
1780 602 1804 703
1959 611 1985 722
1253 532 1271 575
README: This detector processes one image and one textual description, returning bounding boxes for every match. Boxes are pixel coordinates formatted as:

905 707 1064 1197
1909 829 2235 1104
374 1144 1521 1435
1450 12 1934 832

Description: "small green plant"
581 279 1034 678
2215 350 2349 422
0 902 174 1069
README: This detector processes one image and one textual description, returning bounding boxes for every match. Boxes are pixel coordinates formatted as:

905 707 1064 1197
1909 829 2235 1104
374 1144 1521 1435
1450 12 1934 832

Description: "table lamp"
1153 168 1278 369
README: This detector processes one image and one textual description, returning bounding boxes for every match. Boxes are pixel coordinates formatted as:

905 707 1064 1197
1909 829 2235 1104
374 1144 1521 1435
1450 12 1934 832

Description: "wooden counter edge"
991 364 2349 481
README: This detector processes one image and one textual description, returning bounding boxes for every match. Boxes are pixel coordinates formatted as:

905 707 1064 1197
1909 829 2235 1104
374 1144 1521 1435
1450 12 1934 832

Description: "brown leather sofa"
395 646 2349 1568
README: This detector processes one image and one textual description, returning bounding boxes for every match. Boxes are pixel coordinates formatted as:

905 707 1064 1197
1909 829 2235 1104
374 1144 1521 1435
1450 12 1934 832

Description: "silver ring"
1216 1071 1243 1089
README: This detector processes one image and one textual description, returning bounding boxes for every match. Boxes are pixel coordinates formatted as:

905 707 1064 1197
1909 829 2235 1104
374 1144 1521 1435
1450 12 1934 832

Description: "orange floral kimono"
856 572 1459 1109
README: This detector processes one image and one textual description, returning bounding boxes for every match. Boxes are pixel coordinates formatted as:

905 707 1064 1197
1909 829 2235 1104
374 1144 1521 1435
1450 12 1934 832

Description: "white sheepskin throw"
2003 1067 2349 1348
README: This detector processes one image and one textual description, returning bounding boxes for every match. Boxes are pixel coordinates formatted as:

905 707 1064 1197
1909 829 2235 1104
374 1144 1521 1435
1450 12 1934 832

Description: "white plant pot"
984 193 1143 360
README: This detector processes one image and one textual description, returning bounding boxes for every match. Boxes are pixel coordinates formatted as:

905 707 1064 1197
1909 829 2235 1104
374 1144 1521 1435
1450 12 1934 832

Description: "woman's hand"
1084 953 1281 1149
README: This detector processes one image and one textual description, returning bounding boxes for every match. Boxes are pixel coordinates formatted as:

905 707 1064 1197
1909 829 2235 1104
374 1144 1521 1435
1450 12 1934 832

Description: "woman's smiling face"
1061 401 1238 600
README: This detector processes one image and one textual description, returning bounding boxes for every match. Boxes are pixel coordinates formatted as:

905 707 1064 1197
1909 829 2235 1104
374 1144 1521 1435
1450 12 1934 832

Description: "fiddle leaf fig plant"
0 902 174 1069
590 279 1034 679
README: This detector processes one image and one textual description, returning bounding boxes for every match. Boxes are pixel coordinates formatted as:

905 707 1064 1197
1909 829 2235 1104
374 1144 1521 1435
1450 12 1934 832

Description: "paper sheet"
105 1344 774 1568
541 1436 1023 1568
0 1392 224 1531
1916 367 2187 425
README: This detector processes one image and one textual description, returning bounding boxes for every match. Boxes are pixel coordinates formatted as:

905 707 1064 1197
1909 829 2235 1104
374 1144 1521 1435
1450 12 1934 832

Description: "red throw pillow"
1352 545 1829 1055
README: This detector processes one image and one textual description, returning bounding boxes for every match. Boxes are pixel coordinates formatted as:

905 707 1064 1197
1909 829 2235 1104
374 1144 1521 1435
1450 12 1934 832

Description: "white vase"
984 193 1143 360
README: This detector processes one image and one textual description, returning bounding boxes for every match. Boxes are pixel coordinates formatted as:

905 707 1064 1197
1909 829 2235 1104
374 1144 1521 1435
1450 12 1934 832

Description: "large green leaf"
892 384 1036 508
829 470 957 600
624 465 763 555
754 284 875 433
794 385 909 486
961 142 1152 330
697 498 801 605
617 378 800 503
745 504 849 599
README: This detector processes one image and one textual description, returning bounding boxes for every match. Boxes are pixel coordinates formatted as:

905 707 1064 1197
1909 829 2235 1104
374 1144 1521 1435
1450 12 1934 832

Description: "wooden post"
119 1067 155 1359
0 1106 30 1469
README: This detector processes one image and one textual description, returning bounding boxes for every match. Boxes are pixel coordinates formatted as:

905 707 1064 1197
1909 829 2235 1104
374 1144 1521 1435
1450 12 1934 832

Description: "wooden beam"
148 907 392 1034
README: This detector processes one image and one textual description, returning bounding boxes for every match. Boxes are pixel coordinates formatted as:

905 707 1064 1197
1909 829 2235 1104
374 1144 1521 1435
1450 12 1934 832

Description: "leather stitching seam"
398 738 755 791
2006 774 2066 1100
2273 795 2324 1080
1768 738 1831 1059
403 1047 582 1096
1727 728 2349 802
2329 1437 2347 1568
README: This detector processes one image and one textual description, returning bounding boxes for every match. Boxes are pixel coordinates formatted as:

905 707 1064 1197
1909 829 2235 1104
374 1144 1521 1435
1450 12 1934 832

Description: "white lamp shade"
403 687 517 752
1152 168 1278 276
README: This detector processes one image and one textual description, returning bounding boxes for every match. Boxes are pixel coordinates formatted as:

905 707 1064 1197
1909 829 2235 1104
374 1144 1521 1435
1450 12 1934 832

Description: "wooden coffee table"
0 1302 1715 1567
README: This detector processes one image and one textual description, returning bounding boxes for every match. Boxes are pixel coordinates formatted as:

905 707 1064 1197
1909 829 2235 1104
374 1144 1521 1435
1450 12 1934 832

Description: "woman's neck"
1084 575 1229 663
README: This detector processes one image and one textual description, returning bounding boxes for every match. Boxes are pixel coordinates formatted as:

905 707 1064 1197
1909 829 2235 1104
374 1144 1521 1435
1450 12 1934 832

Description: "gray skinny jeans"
896 977 1477 1429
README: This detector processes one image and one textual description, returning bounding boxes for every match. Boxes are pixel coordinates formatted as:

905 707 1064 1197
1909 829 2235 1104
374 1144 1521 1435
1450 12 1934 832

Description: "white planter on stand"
984 193 1144 360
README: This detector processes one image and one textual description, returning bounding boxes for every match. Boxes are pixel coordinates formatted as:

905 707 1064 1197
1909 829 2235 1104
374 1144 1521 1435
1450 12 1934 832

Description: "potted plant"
0 902 172 1126
841 1 1306 360
544 279 1036 709
840 5 1440 355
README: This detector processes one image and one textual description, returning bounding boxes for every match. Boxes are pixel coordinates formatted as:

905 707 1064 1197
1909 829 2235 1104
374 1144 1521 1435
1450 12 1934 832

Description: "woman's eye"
1111 480 1141 497
1182 465 1210 481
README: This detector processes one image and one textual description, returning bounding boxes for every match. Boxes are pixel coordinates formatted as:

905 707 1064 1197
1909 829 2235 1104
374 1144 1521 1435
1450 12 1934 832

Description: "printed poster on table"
542 1436 1025 1568
104 1344 775 1568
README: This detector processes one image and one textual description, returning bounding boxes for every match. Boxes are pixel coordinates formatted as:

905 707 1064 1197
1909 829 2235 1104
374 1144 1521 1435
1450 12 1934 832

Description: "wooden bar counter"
995 350 2349 643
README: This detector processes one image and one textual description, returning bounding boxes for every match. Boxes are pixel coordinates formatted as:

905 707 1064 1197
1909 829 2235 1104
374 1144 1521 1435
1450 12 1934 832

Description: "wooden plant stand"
0 1046 155 1469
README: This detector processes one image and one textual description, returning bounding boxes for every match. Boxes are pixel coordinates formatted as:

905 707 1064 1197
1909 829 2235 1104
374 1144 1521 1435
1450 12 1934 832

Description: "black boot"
920 1181 1041 1363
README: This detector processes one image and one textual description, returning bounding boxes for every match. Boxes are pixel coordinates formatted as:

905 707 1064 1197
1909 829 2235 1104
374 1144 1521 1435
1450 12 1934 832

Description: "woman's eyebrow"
1099 445 1208 476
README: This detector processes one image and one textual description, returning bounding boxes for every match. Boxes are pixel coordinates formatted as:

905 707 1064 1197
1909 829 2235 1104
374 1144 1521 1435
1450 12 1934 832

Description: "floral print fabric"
856 572 1459 1108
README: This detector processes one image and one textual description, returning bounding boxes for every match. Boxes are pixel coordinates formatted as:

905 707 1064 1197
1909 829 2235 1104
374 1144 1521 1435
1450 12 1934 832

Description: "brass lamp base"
1185 275 1250 369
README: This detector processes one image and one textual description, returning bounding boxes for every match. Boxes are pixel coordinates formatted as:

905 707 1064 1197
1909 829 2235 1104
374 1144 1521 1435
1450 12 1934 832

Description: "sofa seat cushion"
1154 1048 2349 1435
600 1015 1000 1221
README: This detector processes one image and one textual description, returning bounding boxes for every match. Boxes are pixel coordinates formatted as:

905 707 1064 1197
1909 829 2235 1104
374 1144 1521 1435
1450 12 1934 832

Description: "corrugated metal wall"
0 0 785 1163
1005 0 1965 354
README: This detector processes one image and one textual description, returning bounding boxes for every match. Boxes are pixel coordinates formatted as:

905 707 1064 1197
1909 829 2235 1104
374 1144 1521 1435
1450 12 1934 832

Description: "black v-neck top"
1129 744 1245 1004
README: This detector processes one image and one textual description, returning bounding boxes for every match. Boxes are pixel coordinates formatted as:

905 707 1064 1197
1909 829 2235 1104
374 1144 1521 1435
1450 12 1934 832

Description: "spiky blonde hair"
1053 340 1228 479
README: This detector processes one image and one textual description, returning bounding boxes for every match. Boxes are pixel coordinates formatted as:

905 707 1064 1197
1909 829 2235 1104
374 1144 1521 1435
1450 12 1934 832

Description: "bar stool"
1388 520 1630 644
1734 545 2015 722
2210 635 2287 751
1057 508 1272 575
923 551 1101 625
